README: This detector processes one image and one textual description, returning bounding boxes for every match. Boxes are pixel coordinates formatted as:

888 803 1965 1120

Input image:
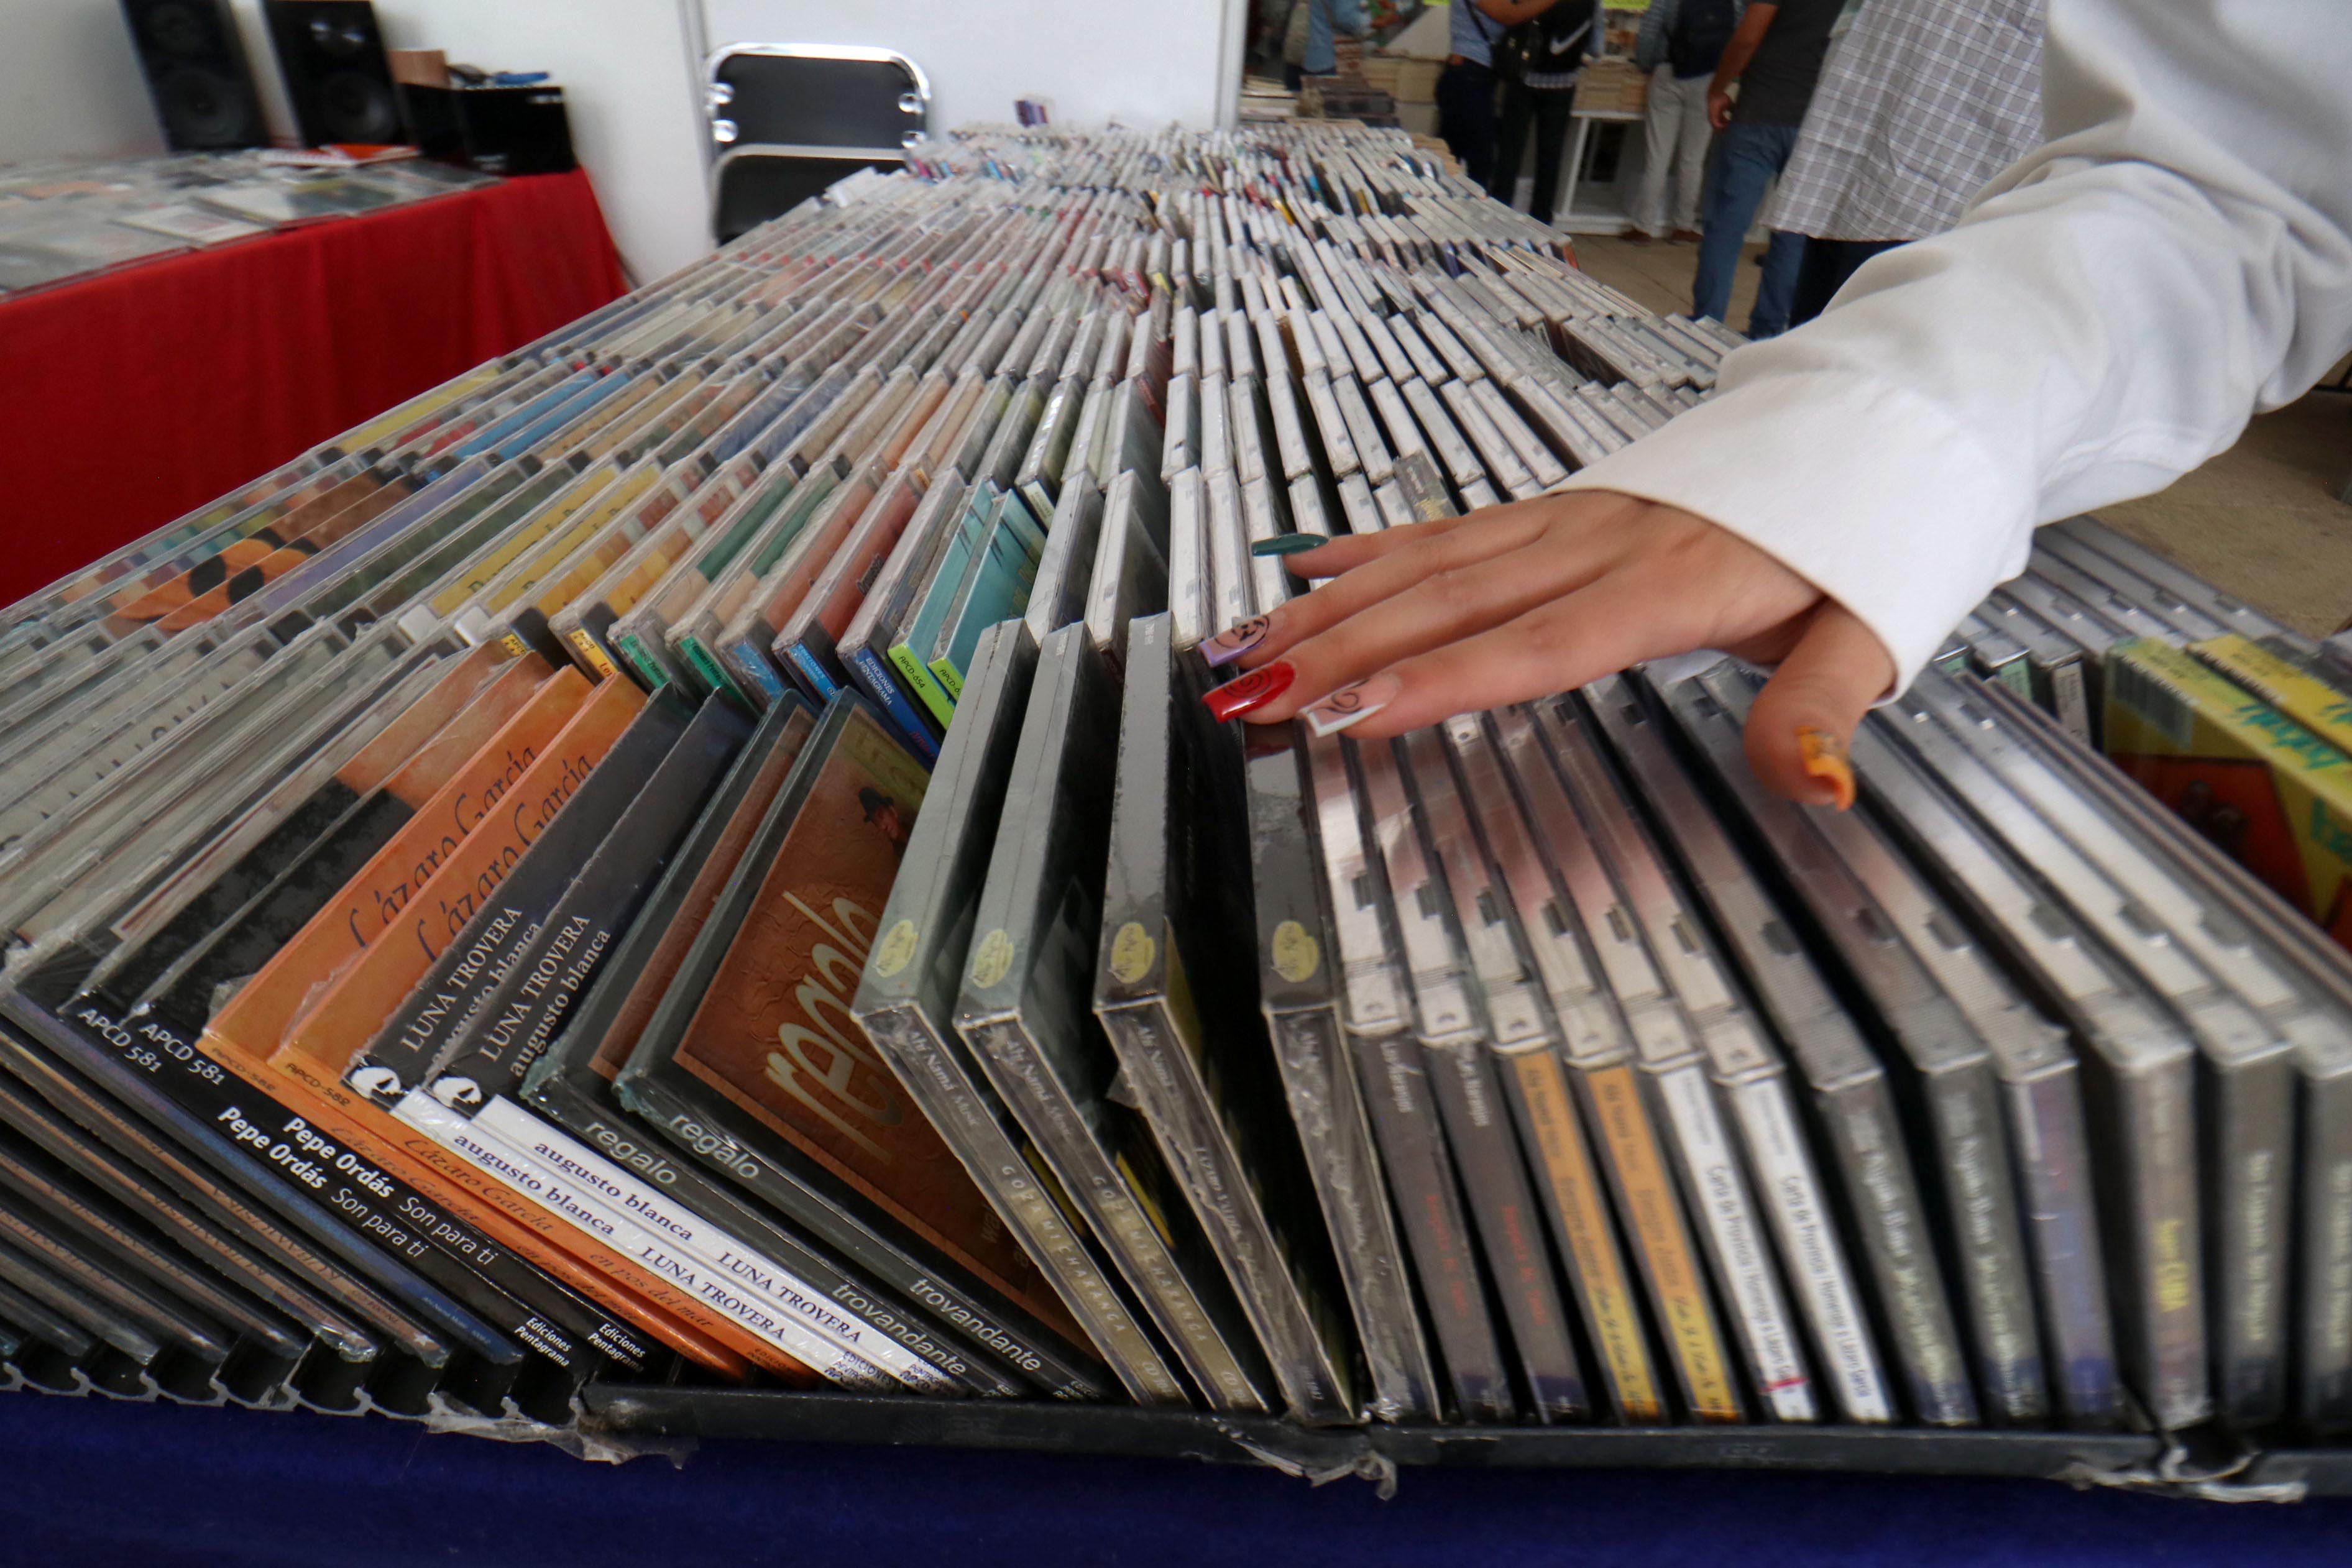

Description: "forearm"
1707 9 1771 93
1556 0 2352 688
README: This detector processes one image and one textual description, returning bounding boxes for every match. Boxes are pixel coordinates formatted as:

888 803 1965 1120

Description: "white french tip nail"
1300 676 1399 737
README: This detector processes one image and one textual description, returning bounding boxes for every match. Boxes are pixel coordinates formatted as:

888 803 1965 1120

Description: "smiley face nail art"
1200 615 1273 669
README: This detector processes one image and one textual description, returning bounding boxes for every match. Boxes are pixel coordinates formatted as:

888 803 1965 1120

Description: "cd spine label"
53 997 620 1370
2006 1068 2123 1424
967 1013 1264 1411
625 1052 1121 1403
1581 1061 1741 1421
1349 1025 1514 1424
1499 1047 1662 1422
1651 1061 1814 1421
861 1001 1179 1403
1762 1078 1934 1425
1267 1004 1436 1423
454 1093 955 1392
396 1091 889 1390
1919 1063 2045 1423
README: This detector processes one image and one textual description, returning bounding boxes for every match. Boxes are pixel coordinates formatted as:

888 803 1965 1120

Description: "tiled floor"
1569 232 2352 635
1571 231 1766 330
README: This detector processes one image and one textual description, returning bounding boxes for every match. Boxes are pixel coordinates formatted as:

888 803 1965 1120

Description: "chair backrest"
707 44 928 153
712 149 902 244
705 44 929 241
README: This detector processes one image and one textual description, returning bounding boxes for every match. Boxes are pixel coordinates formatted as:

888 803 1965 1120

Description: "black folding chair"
705 44 930 242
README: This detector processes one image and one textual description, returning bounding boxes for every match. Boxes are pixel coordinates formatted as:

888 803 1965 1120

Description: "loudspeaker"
120 0 268 151
400 84 576 177
263 0 405 147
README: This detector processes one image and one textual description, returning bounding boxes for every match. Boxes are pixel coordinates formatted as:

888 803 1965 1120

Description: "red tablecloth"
0 169 628 607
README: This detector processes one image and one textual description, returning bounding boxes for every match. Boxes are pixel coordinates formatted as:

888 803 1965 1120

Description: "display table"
1556 105 1648 234
0 169 627 608
5 1392 2352 1566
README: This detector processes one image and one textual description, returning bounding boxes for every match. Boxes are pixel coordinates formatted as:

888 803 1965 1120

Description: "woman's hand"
1198 491 1895 809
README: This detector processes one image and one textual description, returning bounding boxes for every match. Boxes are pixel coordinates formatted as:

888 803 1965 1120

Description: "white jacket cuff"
1551 369 2036 694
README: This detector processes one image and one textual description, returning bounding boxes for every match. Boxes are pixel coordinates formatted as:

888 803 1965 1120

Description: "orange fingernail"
1795 726 1854 811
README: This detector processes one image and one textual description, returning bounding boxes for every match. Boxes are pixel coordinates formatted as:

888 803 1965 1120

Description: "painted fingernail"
1200 615 1273 668
1300 672 1402 737
1204 661 1296 723
1249 533 1327 558
1795 725 1855 810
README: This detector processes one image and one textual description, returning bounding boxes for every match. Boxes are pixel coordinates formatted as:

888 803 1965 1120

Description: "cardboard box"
388 48 446 89
2103 636 2352 943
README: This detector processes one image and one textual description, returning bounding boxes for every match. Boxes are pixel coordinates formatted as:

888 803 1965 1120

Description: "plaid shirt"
1768 0 2044 241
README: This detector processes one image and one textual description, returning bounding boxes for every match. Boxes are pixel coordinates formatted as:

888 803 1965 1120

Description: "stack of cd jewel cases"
0 121 2346 1493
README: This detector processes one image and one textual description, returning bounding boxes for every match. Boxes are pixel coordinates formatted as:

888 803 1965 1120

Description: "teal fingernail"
1250 533 1326 557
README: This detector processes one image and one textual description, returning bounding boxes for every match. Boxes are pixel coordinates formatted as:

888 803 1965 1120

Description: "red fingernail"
1204 661 1295 723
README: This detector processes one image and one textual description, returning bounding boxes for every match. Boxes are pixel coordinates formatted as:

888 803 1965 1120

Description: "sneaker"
1622 227 1655 244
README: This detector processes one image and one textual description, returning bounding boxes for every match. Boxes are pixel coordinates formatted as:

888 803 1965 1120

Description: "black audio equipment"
399 83 576 176
263 0 405 147
120 0 269 151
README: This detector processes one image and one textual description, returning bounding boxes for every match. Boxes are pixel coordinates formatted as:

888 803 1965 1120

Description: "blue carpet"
5 1392 2352 1567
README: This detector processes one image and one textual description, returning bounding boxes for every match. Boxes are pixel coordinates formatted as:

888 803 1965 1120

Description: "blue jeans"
1691 119 1808 338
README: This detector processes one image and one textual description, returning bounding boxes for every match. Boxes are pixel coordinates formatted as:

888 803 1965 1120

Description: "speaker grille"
122 0 266 151
141 1 209 56
264 0 403 149
319 70 401 142
157 65 250 145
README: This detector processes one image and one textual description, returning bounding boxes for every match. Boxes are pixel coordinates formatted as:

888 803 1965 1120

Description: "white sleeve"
1552 0 2352 689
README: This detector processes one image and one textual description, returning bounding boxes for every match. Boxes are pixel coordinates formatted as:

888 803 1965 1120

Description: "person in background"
1774 0 2044 327
1688 0 1841 336
1284 0 1368 91
1435 0 1567 192
1628 0 1743 242
1489 1 1596 227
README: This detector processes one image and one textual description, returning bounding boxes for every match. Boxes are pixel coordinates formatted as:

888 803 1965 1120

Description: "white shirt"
1557 0 2352 692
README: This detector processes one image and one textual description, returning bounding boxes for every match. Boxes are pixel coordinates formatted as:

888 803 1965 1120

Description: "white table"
1555 105 1647 235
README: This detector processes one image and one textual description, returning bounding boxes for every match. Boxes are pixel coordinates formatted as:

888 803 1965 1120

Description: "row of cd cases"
0 126 1768 1429
0 178 1203 1409
1179 534 2352 1448
853 485 2352 1449
0 149 1607 1418
6 121 2352 1485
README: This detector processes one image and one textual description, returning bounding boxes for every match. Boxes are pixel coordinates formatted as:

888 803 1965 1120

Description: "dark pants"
1284 61 1305 89
1435 60 1499 191
1491 80 1576 226
1691 119 1806 337
1788 237 1904 327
